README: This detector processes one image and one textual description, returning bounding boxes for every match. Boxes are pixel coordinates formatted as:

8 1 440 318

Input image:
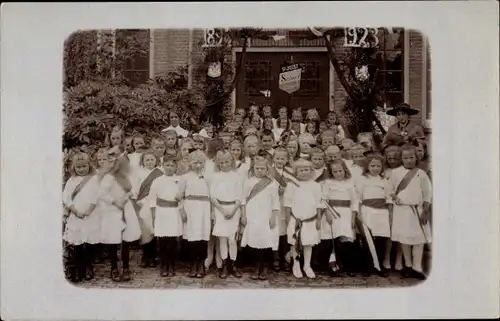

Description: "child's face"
249 106 259 117
253 163 267 178
251 117 260 129
416 144 425 160
319 122 327 133
143 154 157 170
181 143 192 158
291 110 302 122
218 155 233 172
368 159 383 176
299 141 312 155
205 126 214 138
330 163 346 180
110 132 122 147
326 146 341 162
297 166 312 181
235 108 245 118
386 151 401 168
153 140 166 157
97 155 108 169
278 118 288 129
230 143 242 159
170 112 180 127
191 159 205 173
261 135 274 151
163 161 177 176
402 150 417 169
262 107 272 118
327 113 336 125
193 140 204 151
263 119 273 131
165 135 177 148
221 135 231 149
286 140 298 158
74 163 90 176
273 151 288 169
245 141 259 157
311 153 325 169
291 122 301 133
306 122 316 134
124 138 133 153
133 138 145 151
244 127 257 137
279 108 287 120
352 150 366 166
322 136 335 148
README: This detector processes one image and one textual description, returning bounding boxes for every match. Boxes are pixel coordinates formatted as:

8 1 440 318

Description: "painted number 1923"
344 27 379 48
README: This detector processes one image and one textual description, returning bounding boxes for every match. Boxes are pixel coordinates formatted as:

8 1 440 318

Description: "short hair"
273 146 289 158
163 129 178 138
215 150 236 172
292 158 314 176
261 129 275 140
131 134 145 148
310 147 325 158
243 134 260 148
328 159 352 180
362 154 385 177
229 139 245 161
162 155 178 165
69 152 94 177
248 155 270 178
400 143 417 156
139 149 159 167
151 136 166 146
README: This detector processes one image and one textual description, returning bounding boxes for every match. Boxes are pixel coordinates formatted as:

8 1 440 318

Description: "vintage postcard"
1 2 498 320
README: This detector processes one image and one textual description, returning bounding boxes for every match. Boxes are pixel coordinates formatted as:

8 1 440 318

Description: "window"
295 61 321 96
115 29 150 86
244 61 272 96
374 28 404 108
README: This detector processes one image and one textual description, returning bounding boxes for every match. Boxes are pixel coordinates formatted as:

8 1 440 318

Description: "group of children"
63 103 432 284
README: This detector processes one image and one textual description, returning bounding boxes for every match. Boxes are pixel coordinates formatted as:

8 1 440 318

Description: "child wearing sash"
285 136 300 166
163 129 179 157
62 153 99 282
356 153 392 276
388 144 432 280
98 147 142 282
237 135 260 181
268 147 293 271
284 158 323 279
151 136 167 169
134 150 164 268
178 150 212 278
210 151 244 279
321 159 359 277
260 130 276 157
311 147 327 181
149 155 182 277
241 156 280 280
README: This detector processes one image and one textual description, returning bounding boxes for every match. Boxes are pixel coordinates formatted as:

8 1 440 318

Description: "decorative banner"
207 62 221 78
279 63 302 94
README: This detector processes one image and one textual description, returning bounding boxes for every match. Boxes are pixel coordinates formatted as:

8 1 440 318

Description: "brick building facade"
123 28 431 131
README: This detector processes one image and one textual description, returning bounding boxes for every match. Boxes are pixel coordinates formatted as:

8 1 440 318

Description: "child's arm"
283 184 294 226
269 182 280 229
149 180 159 227
421 170 432 224
315 183 325 230
240 205 247 227
177 176 187 223
349 183 360 228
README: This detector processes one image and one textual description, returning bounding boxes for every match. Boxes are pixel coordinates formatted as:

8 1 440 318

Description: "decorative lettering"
202 28 225 48
344 27 379 48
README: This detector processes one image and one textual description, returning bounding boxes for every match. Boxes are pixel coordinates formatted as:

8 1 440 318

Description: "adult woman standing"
382 103 425 147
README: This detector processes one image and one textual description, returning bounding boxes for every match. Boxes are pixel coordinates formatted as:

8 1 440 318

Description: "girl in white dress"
133 150 164 268
210 151 244 279
321 159 359 277
151 136 167 170
128 134 146 171
97 147 142 282
388 144 432 280
241 156 280 280
149 155 182 277
237 134 260 181
284 158 323 279
230 139 244 170
178 149 211 278
356 153 392 277
163 129 179 157
62 152 99 282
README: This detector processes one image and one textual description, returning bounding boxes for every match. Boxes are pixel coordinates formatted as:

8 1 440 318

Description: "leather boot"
219 260 229 279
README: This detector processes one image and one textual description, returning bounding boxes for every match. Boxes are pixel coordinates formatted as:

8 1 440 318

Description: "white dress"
321 179 359 240
285 180 323 246
236 157 252 182
388 166 432 245
180 172 211 242
149 175 182 237
356 175 391 238
97 174 126 244
210 171 243 239
241 177 280 249
62 175 100 245
134 168 163 237
127 152 142 174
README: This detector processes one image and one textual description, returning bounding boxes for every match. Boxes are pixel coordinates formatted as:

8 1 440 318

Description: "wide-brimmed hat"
386 103 419 116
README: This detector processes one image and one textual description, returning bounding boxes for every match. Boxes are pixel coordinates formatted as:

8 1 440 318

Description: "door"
236 52 330 117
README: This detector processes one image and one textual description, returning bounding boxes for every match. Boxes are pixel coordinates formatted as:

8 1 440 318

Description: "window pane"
386 28 404 50
245 61 272 96
385 51 403 70
384 71 403 92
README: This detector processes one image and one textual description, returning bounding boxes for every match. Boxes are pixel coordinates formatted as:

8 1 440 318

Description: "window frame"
115 29 151 86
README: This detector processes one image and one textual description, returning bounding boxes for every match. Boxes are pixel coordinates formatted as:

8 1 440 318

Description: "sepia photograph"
62 27 432 289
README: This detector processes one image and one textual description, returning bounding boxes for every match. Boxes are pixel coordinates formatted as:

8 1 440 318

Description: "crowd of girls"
63 102 431 283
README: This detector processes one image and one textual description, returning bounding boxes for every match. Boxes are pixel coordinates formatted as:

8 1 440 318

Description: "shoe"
292 260 303 279
411 269 427 280
303 266 316 279
85 267 94 281
160 263 168 277
110 268 121 282
121 268 132 282
140 258 150 268
401 267 413 278
188 262 198 278
219 261 228 279
259 266 269 280
251 265 261 280
379 267 390 278
231 261 242 278
170 262 176 277
196 261 205 278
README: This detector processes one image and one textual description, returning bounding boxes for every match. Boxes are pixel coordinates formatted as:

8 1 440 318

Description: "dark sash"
315 169 329 183
156 198 179 208
395 168 419 196
291 211 317 260
362 198 388 209
70 175 94 201
328 200 351 208
270 167 288 188
246 177 272 204
282 167 300 187
185 195 210 201
217 200 237 205
137 168 164 201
